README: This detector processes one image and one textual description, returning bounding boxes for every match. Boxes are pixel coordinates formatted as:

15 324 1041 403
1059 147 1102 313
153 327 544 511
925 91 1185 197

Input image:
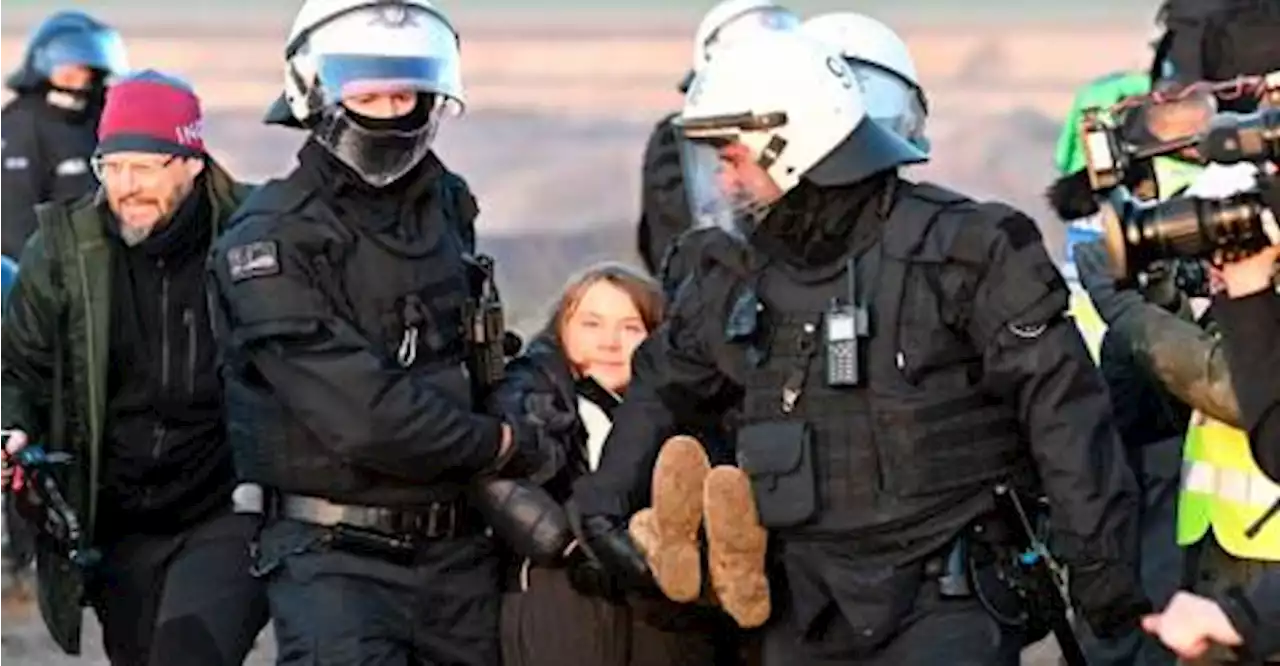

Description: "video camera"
1077 73 1280 280
4 443 100 568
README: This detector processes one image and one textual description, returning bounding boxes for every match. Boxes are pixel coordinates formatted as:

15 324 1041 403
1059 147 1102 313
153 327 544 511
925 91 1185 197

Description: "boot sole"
704 465 771 628
648 435 711 602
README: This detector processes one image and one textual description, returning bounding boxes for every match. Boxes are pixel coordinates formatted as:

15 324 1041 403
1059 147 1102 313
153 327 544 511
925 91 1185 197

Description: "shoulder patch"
55 157 88 177
227 241 281 282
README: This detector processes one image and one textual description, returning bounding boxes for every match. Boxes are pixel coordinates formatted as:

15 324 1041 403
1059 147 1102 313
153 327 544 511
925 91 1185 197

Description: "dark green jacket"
0 160 251 654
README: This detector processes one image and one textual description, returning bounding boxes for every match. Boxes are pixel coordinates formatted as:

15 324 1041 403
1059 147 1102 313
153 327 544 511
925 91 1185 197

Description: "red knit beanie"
96 69 204 157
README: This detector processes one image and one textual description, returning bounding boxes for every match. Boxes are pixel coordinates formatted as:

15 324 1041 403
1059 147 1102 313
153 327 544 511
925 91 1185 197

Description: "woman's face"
561 280 649 393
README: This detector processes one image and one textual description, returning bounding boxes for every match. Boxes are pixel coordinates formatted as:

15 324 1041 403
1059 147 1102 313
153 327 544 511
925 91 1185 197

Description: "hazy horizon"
1 0 1164 27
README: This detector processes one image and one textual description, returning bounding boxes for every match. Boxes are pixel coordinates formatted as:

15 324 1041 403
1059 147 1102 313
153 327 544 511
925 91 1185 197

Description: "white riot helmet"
802 12 930 154
264 0 464 187
677 0 801 92
677 30 926 241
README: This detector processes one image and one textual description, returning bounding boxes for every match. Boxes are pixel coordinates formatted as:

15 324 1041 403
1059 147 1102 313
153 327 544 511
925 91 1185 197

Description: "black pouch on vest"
735 421 818 528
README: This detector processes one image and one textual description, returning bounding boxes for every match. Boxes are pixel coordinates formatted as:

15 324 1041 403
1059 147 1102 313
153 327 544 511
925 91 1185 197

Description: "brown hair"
547 262 665 343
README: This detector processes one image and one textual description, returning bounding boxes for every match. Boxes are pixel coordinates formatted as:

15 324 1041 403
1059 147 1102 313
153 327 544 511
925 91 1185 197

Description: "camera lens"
1106 190 1274 277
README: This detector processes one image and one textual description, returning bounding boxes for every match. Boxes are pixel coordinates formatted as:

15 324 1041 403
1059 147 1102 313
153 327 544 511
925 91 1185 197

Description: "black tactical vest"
731 182 1033 551
225 172 479 507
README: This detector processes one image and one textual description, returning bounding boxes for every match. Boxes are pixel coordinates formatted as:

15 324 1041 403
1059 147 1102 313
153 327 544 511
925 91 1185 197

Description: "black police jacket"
1 94 98 259
208 145 503 508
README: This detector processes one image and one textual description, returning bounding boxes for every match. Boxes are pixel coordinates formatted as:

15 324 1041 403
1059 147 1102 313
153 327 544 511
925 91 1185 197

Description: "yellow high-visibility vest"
1177 411 1280 561
1069 288 1106 363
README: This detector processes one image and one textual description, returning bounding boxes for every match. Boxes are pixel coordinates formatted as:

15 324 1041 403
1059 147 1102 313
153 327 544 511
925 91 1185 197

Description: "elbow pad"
472 478 574 566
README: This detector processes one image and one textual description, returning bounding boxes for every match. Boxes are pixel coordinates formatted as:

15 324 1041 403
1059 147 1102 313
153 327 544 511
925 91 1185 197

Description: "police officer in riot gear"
1 11 128 259
576 30 1148 665
209 2 545 664
801 12 930 156
636 0 799 280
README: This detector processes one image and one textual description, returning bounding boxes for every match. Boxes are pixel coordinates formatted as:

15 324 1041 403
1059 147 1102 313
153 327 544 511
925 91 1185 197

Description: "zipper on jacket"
155 261 171 466
150 422 166 460
159 263 171 391
184 308 197 397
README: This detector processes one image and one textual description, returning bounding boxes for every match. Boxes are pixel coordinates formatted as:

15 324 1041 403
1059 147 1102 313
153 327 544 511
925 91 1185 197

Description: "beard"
118 222 157 247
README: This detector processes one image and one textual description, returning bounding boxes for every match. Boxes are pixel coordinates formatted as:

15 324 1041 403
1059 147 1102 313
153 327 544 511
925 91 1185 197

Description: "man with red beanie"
1 69 268 665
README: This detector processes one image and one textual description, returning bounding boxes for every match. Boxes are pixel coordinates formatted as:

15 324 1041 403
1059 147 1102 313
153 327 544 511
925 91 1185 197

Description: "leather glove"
564 543 624 600
471 478 574 566
577 514 659 595
1071 559 1153 639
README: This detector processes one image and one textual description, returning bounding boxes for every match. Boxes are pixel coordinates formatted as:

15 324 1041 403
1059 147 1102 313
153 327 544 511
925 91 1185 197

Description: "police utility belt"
270 494 483 565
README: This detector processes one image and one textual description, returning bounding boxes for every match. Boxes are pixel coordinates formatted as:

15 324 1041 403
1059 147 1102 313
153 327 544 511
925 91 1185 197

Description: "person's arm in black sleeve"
958 207 1147 637
209 224 505 484
1 113 48 260
1216 286 1280 479
573 276 736 519
486 346 576 486
472 345 583 565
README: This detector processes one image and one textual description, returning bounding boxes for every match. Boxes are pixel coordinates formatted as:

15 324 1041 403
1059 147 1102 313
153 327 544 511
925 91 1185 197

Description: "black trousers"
761 581 1023 666
258 519 503 666
500 564 718 666
87 509 269 666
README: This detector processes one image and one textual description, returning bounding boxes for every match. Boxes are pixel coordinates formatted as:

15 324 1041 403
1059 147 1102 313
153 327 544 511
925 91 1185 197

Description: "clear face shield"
678 112 789 242
845 60 929 153
305 5 463 187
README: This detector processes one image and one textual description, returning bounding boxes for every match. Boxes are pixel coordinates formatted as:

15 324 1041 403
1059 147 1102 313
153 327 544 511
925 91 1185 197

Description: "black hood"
753 170 893 270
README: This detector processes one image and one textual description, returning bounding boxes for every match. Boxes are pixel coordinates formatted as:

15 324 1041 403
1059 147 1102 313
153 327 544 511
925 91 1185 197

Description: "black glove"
1137 261 1186 312
1070 560 1153 639
471 478 574 566
577 514 658 595
564 543 624 600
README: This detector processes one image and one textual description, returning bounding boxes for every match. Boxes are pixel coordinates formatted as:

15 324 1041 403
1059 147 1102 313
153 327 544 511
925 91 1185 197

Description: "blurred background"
2 0 1166 328
1 1 1163 662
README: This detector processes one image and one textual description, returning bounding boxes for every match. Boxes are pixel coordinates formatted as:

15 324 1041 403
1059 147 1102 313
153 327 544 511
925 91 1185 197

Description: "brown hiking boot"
642 435 711 603
703 465 771 628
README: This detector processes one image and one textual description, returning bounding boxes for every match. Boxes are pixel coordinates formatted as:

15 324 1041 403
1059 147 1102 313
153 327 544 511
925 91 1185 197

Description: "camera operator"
1073 3 1280 664
1047 11 1208 664
1141 235 1279 664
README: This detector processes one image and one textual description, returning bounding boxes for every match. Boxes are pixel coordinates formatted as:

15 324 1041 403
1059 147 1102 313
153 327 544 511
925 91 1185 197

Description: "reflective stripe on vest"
1176 412 1280 561
1069 288 1106 363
